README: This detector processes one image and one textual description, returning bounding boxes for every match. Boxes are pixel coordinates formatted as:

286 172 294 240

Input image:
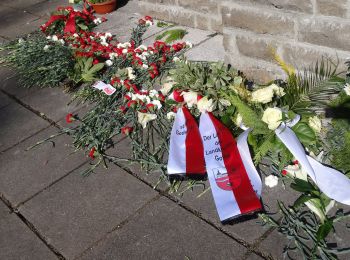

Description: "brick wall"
138 0 350 82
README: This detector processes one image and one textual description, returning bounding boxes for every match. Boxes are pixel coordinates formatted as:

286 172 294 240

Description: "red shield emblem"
212 167 241 191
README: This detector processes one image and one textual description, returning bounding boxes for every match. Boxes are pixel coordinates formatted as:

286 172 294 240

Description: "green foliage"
156 21 172 28
88 0 109 4
155 29 188 43
70 57 105 83
292 122 316 146
1 33 74 88
281 58 345 115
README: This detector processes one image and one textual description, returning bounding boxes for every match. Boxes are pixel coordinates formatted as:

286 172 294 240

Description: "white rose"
269 83 285 97
138 112 157 128
197 96 215 113
142 64 149 69
126 67 136 80
265 175 278 188
344 83 350 95
43 45 50 51
122 48 128 54
308 116 322 133
262 107 283 130
105 60 113 67
251 86 274 104
149 89 158 98
167 112 176 120
73 33 78 37
181 91 198 108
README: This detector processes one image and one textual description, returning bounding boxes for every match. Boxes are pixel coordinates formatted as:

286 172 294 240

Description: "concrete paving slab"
186 35 225 62
0 6 41 40
0 0 46 9
22 87 82 122
0 102 49 152
106 137 169 191
246 252 265 260
19 163 158 259
0 126 88 207
0 200 57 260
0 91 12 109
23 0 66 19
79 197 247 260
0 68 40 99
174 182 268 244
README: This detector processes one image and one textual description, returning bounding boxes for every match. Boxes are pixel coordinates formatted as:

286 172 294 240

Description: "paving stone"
143 25 212 47
245 252 265 260
186 35 224 62
0 67 40 99
23 0 65 19
143 20 168 40
79 197 247 260
173 181 268 244
0 0 46 9
257 229 301 260
0 102 49 152
22 87 83 122
0 200 57 260
107 137 170 191
19 163 158 259
95 0 140 43
0 126 88 206
0 91 12 109
0 6 42 40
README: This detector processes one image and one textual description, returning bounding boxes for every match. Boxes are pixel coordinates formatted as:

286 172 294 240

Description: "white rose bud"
308 116 322 133
262 107 283 130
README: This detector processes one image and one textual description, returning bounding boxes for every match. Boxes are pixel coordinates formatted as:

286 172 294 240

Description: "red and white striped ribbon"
199 112 262 221
167 107 206 176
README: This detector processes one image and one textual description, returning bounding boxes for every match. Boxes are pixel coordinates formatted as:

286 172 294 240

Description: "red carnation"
93 59 99 65
127 100 137 108
65 113 74 123
145 16 153 21
281 170 288 176
293 160 299 165
121 126 133 135
89 147 96 159
119 106 127 114
146 103 155 111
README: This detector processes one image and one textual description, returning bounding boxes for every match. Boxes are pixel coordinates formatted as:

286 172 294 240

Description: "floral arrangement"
2 6 350 259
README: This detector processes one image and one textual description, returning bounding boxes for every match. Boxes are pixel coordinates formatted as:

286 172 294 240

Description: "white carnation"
51 35 58 41
262 107 283 130
43 45 50 51
151 100 162 109
265 175 278 188
161 77 176 95
167 112 176 120
105 60 113 67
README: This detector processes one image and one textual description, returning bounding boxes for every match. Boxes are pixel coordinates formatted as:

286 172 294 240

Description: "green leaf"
316 219 333 242
88 63 104 74
292 122 316 145
155 29 187 43
293 194 314 209
290 178 316 193
78 23 88 31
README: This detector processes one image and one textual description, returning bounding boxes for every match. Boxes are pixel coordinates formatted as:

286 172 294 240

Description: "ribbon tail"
167 108 205 176
237 129 262 197
276 125 350 205
64 13 77 34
